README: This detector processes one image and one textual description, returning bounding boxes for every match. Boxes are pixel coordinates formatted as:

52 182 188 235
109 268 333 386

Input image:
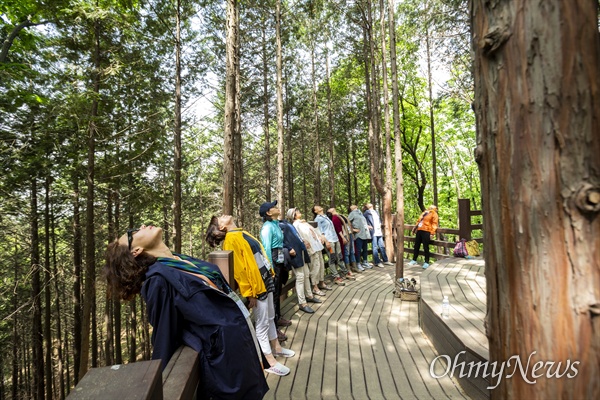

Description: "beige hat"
285 208 298 222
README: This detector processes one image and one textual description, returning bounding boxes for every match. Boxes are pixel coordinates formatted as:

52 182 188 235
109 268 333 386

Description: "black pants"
413 230 432 263
272 262 288 322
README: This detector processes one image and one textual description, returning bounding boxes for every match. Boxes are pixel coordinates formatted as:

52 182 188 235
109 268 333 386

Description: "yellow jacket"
222 229 273 299
415 209 439 235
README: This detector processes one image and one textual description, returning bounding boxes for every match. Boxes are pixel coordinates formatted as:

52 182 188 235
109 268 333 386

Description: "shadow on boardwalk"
264 261 470 400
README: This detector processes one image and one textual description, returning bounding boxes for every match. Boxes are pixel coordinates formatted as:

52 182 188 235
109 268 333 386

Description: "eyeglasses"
127 228 140 250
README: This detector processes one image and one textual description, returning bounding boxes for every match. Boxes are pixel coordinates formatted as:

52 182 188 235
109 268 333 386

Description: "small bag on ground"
465 240 480 256
394 277 420 301
453 238 468 258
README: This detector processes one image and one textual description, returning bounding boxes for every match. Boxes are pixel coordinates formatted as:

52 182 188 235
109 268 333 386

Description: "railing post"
458 199 472 240
208 250 237 291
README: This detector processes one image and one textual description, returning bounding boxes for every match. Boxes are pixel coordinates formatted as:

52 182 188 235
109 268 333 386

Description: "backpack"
453 238 468 257
465 240 480 256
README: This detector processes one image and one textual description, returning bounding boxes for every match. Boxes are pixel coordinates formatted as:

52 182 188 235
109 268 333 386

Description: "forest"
2 0 482 398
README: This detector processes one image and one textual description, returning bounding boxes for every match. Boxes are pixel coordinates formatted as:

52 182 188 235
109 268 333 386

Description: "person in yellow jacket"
409 205 439 269
206 215 295 377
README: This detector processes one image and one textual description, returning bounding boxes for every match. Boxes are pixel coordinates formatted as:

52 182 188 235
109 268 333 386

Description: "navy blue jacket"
141 258 269 400
279 220 310 269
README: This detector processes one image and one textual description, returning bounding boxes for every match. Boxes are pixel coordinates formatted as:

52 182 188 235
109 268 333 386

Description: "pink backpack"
453 238 468 258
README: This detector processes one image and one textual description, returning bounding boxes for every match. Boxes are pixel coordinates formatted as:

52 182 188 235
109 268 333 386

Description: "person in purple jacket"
104 224 269 400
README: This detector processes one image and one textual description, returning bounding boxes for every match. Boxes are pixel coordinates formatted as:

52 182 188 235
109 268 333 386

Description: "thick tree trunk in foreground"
472 1 600 398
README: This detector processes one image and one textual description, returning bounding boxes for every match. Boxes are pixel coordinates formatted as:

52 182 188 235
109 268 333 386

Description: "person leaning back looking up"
205 214 295 377
104 224 269 400
259 200 292 336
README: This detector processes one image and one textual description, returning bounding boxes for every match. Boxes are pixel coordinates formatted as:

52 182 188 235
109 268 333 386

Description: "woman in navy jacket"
104 224 269 400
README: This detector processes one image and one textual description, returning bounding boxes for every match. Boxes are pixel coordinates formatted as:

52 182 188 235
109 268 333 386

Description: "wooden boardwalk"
419 258 489 399
264 262 471 400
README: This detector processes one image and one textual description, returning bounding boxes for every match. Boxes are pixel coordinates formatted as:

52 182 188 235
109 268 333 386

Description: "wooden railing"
394 198 483 261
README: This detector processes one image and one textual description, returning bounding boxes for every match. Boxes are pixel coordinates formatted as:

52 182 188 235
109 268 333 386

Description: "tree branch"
1 19 50 64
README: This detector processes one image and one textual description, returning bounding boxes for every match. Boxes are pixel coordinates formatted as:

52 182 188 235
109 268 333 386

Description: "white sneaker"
422 263 430 269
362 262 373 269
408 260 417 266
384 261 395 266
266 362 290 376
376 263 385 268
274 348 295 358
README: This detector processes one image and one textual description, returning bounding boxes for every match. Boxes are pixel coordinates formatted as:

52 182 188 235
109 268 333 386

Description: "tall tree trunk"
285 70 294 206
472 1 600 398
31 178 44 399
389 0 404 274
311 46 321 204
425 29 438 207
44 176 53 399
105 192 114 366
361 15 375 208
173 0 183 252
275 0 285 209
223 0 237 214
113 190 123 365
233 0 243 225
325 49 335 207
128 300 136 363
79 13 100 379
262 24 272 201
12 242 19 400
379 0 394 261
367 0 380 204
50 200 65 399
72 169 82 383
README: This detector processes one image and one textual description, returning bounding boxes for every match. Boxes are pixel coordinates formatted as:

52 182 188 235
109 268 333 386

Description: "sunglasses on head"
127 228 140 250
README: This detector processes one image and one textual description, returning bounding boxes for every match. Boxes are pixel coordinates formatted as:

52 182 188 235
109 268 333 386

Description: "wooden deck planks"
263 262 471 400
419 257 490 399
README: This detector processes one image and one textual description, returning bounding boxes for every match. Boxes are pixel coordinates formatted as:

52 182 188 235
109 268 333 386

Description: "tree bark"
311 46 321 204
44 175 53 399
388 0 404 274
275 0 285 210
79 14 100 379
12 242 19 400
325 49 335 207
379 0 394 261
233 0 243 226
173 0 183 252
472 0 600 398
51 198 65 399
224 0 237 215
262 23 272 202
72 169 82 383
31 178 44 399
425 29 438 207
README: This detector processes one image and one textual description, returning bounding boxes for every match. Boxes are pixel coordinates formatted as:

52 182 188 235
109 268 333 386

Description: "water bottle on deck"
442 296 450 319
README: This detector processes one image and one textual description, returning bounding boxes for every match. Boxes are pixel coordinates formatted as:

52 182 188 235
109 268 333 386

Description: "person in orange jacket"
409 205 439 269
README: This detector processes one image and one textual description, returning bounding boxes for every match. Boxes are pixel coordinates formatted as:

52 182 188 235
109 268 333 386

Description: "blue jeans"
355 237 369 263
371 235 389 264
343 235 356 265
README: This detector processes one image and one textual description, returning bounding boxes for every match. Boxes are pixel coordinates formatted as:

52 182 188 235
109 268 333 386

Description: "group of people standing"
103 200 409 399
